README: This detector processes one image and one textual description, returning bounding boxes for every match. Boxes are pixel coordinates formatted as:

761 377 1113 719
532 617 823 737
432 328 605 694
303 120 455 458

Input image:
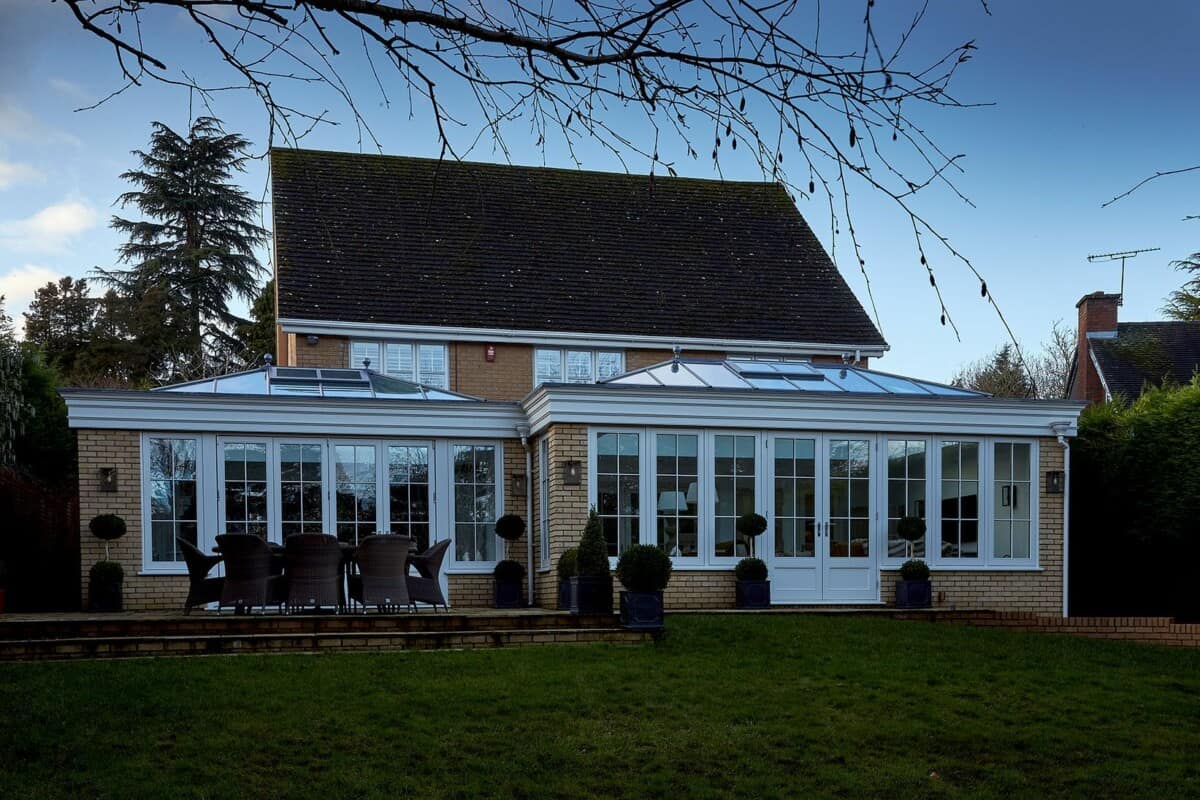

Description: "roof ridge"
269 146 789 190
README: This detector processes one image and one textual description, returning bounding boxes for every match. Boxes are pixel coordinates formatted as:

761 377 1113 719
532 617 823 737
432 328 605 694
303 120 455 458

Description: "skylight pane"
678 361 748 388
744 376 795 390
815 366 886 393
213 372 267 394
652 365 706 387
860 371 931 395
275 367 319 379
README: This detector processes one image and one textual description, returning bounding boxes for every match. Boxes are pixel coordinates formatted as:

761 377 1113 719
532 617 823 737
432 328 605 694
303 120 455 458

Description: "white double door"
767 433 878 603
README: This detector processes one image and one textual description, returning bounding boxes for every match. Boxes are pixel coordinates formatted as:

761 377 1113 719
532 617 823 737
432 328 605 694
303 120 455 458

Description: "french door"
768 433 877 603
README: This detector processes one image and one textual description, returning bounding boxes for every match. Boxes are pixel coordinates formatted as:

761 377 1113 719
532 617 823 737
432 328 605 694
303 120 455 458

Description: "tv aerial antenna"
1086 247 1159 305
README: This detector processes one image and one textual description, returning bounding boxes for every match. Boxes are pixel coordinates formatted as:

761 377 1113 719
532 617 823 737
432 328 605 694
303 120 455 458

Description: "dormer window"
534 348 624 386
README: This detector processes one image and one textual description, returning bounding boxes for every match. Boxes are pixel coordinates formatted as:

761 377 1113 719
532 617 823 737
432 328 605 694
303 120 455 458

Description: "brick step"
0 612 619 641
0 626 656 661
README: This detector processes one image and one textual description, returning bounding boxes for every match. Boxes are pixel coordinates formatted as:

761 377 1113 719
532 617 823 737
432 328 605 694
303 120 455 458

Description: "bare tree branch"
1103 164 1200 208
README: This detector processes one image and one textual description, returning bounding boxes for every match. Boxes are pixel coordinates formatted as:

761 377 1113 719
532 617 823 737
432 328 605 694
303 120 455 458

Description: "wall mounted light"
511 473 528 498
98 468 118 493
562 460 582 486
306 334 320 346
1045 470 1064 494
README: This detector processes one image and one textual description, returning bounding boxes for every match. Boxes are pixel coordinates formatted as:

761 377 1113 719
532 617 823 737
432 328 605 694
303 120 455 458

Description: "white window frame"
140 433 215 574
538 437 551 570
986 438 1040 569
329 439 385 546
273 438 333 539
446 440 505 573
217 436 277 542
707 430 765 566
930 435 986 566
649 429 707 565
533 348 625 387
349 339 450 389
587 427 650 566
878 435 934 567
382 440 435 547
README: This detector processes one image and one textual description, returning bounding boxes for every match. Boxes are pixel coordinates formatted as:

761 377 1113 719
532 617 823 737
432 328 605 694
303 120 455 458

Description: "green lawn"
2 616 1199 799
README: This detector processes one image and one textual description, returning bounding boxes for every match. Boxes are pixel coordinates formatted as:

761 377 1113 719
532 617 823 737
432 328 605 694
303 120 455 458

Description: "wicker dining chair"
284 533 344 613
215 534 284 614
348 534 414 612
176 537 224 615
406 539 451 611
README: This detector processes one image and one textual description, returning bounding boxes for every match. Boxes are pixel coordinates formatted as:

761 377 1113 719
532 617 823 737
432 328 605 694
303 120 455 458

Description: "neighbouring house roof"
1088 322 1200 399
156 364 477 401
603 357 982 397
270 148 887 351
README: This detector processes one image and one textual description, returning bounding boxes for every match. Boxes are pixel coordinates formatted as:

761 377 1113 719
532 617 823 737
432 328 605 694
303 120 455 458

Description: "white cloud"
48 78 91 104
0 159 42 190
0 200 100 253
0 264 63 334
0 96 83 147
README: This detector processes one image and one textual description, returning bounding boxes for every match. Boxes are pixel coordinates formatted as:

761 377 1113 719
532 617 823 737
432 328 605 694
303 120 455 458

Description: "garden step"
0 626 657 661
0 611 620 641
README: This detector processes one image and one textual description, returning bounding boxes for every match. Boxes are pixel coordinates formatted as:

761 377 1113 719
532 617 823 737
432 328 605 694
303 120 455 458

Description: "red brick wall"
1072 292 1120 404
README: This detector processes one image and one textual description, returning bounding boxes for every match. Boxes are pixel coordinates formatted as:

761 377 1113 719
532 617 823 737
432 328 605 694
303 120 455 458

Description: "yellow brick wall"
292 334 350 368
78 430 188 611
451 342 534 401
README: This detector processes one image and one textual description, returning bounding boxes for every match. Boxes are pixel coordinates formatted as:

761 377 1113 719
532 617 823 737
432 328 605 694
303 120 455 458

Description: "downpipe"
517 425 533 606
1050 422 1072 618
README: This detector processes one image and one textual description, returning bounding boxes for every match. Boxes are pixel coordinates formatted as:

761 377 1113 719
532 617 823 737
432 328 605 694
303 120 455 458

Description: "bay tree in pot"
569 508 613 614
896 559 932 609
492 559 525 609
734 557 771 609
556 548 578 610
88 514 127 612
495 514 527 543
615 544 672 630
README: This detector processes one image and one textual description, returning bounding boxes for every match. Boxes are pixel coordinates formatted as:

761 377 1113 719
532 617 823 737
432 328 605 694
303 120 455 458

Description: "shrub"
575 508 610 578
89 514 127 541
896 516 926 543
493 559 525 583
89 560 124 586
735 557 768 582
899 559 930 581
556 548 579 582
615 545 672 592
495 514 527 541
736 512 768 538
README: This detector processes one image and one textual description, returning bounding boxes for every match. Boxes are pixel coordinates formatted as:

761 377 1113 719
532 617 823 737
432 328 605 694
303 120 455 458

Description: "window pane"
596 432 639 557
280 442 323 535
350 341 380 370
656 434 698 558
384 343 415 381
566 351 593 383
418 345 447 388
597 351 624 380
452 444 498 562
149 437 198 562
534 349 562 384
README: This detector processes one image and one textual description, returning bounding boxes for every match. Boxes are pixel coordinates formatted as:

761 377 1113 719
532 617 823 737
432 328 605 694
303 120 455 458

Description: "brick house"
62 149 1084 614
1067 291 1200 404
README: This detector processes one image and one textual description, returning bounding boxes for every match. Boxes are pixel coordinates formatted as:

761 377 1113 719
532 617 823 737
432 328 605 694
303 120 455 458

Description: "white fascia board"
522 386 1085 438
62 391 526 439
278 317 889 358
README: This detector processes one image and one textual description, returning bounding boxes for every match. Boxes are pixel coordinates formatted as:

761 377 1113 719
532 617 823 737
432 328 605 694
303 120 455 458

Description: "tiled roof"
270 148 886 349
1090 321 1200 398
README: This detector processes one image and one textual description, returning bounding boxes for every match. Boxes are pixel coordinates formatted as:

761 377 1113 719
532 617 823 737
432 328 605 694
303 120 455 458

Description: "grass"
1 616 1199 799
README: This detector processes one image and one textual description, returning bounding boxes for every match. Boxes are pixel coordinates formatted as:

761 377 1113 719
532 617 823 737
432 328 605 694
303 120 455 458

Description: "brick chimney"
1071 292 1120 403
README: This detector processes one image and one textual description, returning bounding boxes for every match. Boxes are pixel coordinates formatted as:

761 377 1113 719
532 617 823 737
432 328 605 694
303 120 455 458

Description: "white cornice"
278 317 889 357
521 385 1084 438
61 390 526 438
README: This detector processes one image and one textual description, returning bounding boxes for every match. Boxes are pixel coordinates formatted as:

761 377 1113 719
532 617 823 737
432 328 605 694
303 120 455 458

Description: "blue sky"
1 0 1197 380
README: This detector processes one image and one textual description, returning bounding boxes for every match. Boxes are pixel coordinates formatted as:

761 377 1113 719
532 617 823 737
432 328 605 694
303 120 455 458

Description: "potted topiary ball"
88 514 127 612
569 508 613 615
734 557 771 609
492 559 526 609
896 558 932 609
736 512 768 557
556 547 578 610
495 514 527 542
615 544 672 630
